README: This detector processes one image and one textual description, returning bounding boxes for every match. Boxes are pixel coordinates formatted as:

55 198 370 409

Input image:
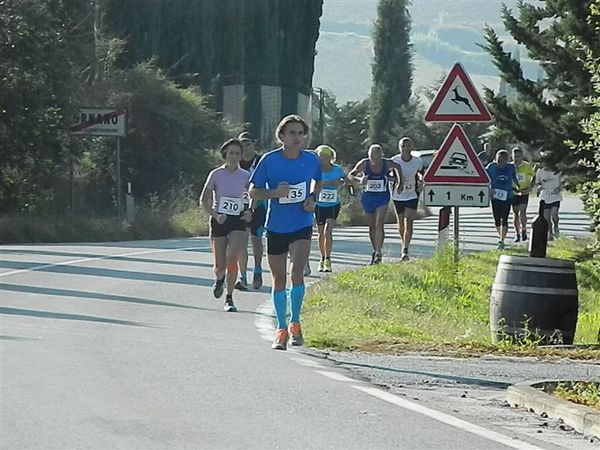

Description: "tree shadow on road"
0 306 153 328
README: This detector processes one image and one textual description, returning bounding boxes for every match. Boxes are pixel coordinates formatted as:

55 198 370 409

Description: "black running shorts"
266 226 312 256
210 215 247 238
314 204 341 225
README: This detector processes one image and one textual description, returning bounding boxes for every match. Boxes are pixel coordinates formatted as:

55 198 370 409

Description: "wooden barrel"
490 255 578 345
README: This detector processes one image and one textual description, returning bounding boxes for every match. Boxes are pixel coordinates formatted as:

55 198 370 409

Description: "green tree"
0 0 93 213
574 0 600 249
90 63 231 202
369 0 413 143
481 1 599 177
103 0 323 126
321 93 370 165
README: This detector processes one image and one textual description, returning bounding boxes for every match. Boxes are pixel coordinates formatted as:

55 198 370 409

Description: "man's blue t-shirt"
250 148 322 233
486 162 516 200
315 164 344 208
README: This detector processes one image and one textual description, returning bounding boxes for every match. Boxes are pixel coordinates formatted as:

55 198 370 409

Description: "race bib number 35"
218 196 243 215
279 182 306 204
318 190 338 204
365 179 385 192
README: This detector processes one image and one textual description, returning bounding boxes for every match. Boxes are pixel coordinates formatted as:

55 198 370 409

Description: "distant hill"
314 0 540 103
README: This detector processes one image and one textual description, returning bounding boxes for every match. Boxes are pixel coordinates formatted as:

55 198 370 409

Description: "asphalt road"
0 196 595 449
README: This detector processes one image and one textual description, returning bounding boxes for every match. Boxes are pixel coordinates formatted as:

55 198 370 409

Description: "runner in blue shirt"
249 115 322 350
486 149 518 249
314 145 346 273
348 144 403 264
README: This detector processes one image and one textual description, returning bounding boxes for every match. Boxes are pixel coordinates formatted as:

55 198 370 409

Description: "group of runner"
200 115 426 349
485 146 563 249
200 115 563 350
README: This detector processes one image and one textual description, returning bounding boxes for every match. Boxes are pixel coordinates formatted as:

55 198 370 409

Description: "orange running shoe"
271 329 288 350
288 322 304 346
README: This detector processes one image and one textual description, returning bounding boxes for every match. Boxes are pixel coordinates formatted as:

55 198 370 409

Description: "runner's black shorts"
267 226 312 256
210 215 248 238
393 198 419 215
541 200 561 210
249 204 267 237
511 194 529 207
491 199 511 227
314 204 341 225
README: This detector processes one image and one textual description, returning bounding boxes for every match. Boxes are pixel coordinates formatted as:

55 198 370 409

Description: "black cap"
238 131 256 143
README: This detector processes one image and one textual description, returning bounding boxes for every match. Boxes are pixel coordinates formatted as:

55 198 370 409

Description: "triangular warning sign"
425 62 492 122
424 124 490 184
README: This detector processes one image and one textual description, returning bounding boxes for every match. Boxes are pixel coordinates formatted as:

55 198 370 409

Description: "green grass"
303 238 600 356
552 382 600 410
0 208 209 244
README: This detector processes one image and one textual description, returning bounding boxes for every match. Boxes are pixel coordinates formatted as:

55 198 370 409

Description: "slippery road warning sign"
425 62 492 123
423 124 490 184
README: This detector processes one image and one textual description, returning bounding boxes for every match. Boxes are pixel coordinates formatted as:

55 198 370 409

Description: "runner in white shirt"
535 166 563 240
391 137 424 261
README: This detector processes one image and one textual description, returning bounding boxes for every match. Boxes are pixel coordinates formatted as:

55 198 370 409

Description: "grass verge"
303 237 600 358
552 382 600 410
0 208 209 244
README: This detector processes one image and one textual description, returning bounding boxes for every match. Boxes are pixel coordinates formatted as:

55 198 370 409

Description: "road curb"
506 380 600 438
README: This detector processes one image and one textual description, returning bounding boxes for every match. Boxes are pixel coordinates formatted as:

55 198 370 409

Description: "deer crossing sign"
424 62 492 123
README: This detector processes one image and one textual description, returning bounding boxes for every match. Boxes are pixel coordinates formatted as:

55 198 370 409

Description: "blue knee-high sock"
290 284 305 324
272 289 287 329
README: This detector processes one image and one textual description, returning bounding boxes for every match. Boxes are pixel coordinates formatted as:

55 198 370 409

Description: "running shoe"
497 241 505 250
373 252 382 264
252 269 263 290
522 231 528 241
318 259 325 272
304 262 311 276
224 296 237 312
288 322 304 346
271 329 288 350
553 226 560 238
212 276 225 299
401 253 410 262
323 258 332 272
234 279 249 291
369 252 376 265
514 234 521 243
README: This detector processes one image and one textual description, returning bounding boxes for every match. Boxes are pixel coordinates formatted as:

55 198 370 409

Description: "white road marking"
316 370 356 382
0 246 211 278
289 357 325 369
255 300 275 342
352 385 545 450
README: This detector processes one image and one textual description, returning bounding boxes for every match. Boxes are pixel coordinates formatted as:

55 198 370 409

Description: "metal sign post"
70 107 127 213
116 137 122 211
454 206 460 263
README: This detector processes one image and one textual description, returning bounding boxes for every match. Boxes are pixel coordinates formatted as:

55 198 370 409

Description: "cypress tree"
369 0 413 143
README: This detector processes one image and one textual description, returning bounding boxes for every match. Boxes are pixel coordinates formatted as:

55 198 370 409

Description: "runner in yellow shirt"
511 147 535 242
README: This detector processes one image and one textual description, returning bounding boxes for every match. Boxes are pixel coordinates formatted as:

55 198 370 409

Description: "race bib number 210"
218 196 243 215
